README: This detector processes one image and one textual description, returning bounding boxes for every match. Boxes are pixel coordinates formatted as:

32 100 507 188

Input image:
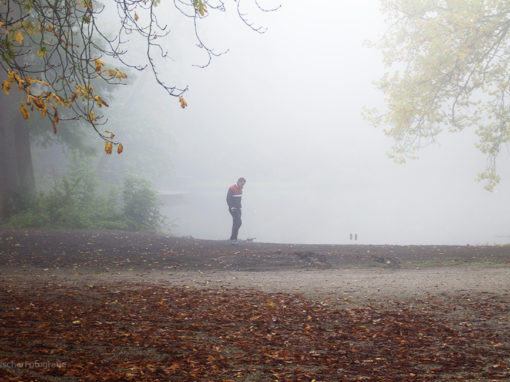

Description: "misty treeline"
1 69 174 231
3 150 164 232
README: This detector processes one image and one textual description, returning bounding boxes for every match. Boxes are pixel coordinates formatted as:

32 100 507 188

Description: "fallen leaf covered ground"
0 281 509 381
0 229 509 381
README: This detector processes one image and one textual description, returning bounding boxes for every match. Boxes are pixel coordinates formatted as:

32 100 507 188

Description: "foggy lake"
143 0 510 245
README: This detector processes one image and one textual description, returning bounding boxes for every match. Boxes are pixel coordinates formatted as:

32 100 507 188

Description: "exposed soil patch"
1 229 509 271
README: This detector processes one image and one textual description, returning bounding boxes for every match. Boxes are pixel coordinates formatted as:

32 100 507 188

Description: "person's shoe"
230 239 239 245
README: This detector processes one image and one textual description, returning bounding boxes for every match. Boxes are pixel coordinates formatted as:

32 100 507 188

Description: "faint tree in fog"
366 0 510 190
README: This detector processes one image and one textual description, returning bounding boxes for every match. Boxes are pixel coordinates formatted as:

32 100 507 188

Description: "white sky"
119 0 510 245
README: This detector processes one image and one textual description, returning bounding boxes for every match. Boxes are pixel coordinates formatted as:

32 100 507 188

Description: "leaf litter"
0 281 509 381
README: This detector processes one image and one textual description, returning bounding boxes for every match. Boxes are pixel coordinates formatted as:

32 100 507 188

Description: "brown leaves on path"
0 282 509 381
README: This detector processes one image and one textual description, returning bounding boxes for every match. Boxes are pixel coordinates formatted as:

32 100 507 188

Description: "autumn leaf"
15 30 23 44
89 111 96 121
104 130 115 139
15 74 24 90
116 70 127 79
20 103 30 119
167 362 181 373
1 80 10 95
41 104 47 118
37 46 47 57
53 108 60 125
179 96 187 109
32 97 44 111
94 94 109 107
134 12 139 21
94 59 105 73
117 143 124 154
104 140 113 154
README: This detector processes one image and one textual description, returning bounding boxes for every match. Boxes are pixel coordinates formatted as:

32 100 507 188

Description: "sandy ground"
5 265 509 307
1 228 509 308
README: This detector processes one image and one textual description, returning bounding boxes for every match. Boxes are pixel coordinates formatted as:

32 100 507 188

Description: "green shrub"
122 176 164 231
2 154 164 232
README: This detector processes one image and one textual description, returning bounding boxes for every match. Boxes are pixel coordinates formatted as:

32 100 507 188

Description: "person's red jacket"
226 184 242 209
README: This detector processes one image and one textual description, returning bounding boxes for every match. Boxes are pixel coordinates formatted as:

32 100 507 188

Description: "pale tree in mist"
367 0 510 190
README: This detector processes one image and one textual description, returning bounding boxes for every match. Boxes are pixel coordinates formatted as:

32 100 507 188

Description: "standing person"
226 177 246 244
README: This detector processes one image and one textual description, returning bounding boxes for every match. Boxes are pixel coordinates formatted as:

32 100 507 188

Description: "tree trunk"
0 91 35 220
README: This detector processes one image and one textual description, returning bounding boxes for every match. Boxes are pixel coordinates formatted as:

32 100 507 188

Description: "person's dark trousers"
229 207 242 240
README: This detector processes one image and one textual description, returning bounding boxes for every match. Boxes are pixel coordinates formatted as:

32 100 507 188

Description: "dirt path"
1 228 510 304
4 265 509 307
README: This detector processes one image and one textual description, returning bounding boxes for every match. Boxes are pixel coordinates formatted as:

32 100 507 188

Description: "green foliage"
368 0 510 190
1 37 14 62
193 0 208 16
122 176 164 232
2 154 164 232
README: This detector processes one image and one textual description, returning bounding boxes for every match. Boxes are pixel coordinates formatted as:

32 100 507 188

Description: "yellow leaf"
15 30 23 44
115 70 127 79
104 141 113 154
32 97 44 111
20 104 30 120
1 80 10 95
94 59 104 73
89 111 96 121
179 96 187 109
117 143 124 154
94 95 109 107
